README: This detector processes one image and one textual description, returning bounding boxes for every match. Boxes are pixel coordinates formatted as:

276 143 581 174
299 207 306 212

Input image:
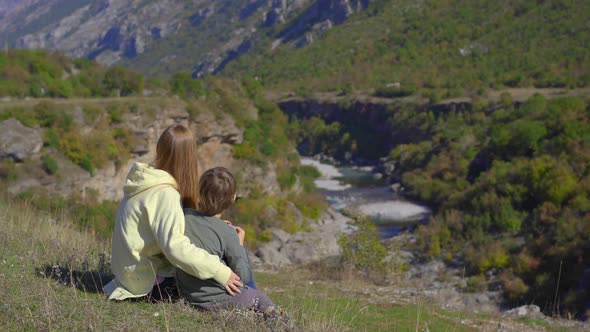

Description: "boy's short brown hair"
198 167 236 216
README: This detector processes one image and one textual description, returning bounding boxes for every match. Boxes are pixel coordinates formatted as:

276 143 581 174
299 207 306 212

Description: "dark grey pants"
201 286 274 312
228 286 274 311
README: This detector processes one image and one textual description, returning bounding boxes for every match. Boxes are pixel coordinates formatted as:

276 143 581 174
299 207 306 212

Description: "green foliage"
224 192 322 249
232 85 291 162
338 82 354 96
41 155 58 175
464 275 487 293
374 84 417 98
500 272 529 300
386 95 590 315
289 116 356 159
0 160 17 181
298 165 322 192
390 141 433 172
222 0 590 93
82 105 103 125
276 166 297 190
107 104 124 123
0 49 144 98
338 216 388 276
290 192 326 221
103 67 144 96
44 128 60 148
8 99 135 175
170 72 205 97
0 107 37 127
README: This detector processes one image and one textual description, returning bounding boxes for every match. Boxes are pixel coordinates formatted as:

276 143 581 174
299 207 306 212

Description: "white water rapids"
300 157 430 228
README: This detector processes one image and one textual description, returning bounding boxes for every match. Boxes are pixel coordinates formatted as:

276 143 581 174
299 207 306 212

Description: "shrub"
171 72 205 97
41 155 58 175
107 105 125 124
0 160 17 180
277 166 297 190
465 275 487 292
465 241 510 273
232 141 259 161
103 67 144 96
290 192 326 220
298 165 321 192
34 101 59 127
83 105 103 125
338 216 388 276
500 92 513 108
500 271 529 300
423 90 442 104
44 128 60 148
374 84 417 98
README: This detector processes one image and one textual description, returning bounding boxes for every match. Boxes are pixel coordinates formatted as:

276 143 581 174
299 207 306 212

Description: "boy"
176 167 274 312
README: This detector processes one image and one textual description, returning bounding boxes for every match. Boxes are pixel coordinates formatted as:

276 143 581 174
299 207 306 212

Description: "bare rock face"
503 305 542 318
11 0 187 61
278 0 371 42
0 118 43 162
3 102 248 202
3 0 373 79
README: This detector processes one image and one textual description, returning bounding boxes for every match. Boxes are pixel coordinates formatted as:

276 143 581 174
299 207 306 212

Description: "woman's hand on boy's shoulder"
235 226 246 246
223 219 245 245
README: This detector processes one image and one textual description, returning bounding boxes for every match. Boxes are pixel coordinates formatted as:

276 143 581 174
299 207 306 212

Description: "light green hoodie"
103 162 231 300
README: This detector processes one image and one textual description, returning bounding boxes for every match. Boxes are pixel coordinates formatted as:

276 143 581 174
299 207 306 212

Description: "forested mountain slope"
4 0 588 95
224 0 590 93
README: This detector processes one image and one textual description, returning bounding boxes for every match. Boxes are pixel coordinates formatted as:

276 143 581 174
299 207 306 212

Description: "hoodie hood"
124 162 178 198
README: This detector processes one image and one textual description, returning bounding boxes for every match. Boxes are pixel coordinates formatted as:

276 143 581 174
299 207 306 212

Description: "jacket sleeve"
146 187 231 285
222 227 251 286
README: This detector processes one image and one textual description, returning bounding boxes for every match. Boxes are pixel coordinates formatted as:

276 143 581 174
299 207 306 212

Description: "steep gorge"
277 95 471 163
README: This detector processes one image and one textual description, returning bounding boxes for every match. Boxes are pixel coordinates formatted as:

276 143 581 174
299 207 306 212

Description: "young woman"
103 124 242 300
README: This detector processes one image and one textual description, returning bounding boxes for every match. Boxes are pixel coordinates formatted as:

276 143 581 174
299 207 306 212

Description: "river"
300 157 431 238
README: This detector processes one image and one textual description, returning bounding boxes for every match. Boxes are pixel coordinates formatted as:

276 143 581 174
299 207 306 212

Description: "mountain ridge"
2 0 371 78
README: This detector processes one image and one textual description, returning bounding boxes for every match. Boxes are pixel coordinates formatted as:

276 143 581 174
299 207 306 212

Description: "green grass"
0 197 581 331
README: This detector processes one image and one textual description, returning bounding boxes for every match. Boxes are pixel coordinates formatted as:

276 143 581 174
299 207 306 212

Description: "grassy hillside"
222 0 590 94
0 49 144 98
1 197 577 331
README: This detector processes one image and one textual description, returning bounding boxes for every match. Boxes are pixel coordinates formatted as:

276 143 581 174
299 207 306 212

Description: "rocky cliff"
0 97 284 201
276 95 442 162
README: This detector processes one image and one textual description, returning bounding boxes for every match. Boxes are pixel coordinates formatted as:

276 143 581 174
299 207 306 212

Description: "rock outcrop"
2 102 247 201
277 0 372 46
9 0 186 64
0 118 43 162
254 207 352 265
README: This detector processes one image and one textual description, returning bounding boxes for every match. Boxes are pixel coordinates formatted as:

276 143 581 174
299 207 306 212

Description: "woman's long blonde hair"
154 124 199 209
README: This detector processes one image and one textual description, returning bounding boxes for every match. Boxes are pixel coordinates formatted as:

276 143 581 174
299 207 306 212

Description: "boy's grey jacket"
175 209 251 306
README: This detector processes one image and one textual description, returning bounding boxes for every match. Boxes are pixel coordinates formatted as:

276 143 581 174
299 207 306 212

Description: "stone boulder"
503 305 543 318
254 207 352 266
0 118 43 161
